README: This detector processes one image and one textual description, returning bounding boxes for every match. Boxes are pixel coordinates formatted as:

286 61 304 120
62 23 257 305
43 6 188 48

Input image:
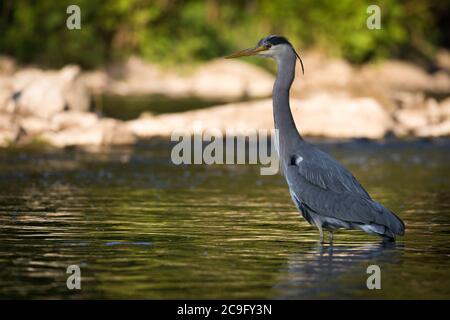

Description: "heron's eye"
265 44 272 49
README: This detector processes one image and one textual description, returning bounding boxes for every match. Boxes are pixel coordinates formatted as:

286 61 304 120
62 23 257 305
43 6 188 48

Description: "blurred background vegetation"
0 0 449 69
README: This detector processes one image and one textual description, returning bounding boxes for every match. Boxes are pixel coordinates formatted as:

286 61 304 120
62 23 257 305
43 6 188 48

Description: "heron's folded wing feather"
286 164 405 235
294 155 370 198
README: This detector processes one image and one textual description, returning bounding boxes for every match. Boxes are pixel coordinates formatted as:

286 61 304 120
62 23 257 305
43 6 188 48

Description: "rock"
292 93 392 138
50 110 99 131
127 100 274 138
42 116 135 147
107 56 176 96
394 108 428 136
41 126 104 147
79 70 108 94
432 71 450 93
359 60 450 94
128 93 391 139
126 115 171 137
0 129 16 147
0 113 19 146
390 92 425 110
189 59 274 99
436 49 450 72
64 72 91 113
416 120 450 137
127 99 275 138
394 97 450 137
0 77 14 113
19 116 49 136
108 56 274 99
1 53 448 146
0 71 136 147
360 60 430 92
99 118 136 145
439 97 450 118
12 65 90 118
294 51 355 94
0 56 16 75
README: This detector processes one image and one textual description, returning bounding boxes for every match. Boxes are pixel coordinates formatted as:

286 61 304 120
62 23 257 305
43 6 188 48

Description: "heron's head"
225 35 304 74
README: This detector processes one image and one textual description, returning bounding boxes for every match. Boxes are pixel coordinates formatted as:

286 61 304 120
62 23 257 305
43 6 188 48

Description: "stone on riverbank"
0 113 18 147
41 115 136 147
128 93 392 139
11 65 90 118
394 96 450 137
1 53 450 148
107 56 275 99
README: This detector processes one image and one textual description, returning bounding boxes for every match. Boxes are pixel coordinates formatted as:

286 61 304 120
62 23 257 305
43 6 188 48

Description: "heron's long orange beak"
224 45 268 59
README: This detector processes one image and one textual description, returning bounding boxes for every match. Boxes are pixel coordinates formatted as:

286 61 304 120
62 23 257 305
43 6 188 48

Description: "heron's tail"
354 208 405 241
386 209 405 236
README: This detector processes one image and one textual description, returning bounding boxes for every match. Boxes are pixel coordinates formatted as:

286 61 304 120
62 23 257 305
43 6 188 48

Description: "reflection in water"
276 242 402 299
0 138 449 299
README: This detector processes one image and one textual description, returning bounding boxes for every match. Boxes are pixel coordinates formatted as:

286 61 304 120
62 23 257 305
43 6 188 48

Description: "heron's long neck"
273 55 302 151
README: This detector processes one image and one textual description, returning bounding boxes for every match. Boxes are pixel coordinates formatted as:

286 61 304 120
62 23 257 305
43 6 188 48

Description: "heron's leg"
318 225 324 243
329 231 334 245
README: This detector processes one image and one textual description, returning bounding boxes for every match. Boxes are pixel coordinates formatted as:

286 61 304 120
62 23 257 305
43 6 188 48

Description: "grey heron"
225 35 405 243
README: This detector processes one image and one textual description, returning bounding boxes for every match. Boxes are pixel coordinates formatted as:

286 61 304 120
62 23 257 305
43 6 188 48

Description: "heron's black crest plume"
259 35 304 75
259 35 291 46
293 49 305 75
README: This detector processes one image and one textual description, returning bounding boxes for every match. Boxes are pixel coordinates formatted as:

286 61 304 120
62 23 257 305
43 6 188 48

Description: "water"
1 138 449 299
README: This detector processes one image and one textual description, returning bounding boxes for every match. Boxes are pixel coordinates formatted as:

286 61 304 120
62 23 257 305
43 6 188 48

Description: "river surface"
1 138 449 299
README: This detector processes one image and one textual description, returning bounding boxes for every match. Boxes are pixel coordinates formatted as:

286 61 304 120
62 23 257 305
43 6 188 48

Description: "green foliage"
0 0 445 68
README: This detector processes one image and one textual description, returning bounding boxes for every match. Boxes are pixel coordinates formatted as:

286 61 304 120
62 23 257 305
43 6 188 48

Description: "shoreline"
1 53 450 148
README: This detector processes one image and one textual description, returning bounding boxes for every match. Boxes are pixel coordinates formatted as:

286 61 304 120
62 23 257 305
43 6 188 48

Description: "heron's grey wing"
285 155 404 235
295 147 371 198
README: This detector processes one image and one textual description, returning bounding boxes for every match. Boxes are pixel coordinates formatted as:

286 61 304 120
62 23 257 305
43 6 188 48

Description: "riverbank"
1 51 450 147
